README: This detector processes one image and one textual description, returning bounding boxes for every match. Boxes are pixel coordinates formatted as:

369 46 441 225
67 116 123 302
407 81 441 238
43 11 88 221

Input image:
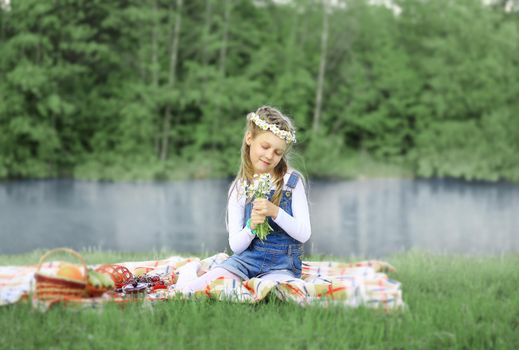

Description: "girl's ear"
245 132 253 146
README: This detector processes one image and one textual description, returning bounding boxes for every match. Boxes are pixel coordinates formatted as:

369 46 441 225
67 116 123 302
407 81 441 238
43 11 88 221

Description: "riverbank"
31 151 414 182
1 250 518 349
5 148 519 183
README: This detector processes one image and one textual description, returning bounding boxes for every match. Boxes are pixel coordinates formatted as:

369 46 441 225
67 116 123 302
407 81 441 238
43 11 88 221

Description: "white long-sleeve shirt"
227 171 311 254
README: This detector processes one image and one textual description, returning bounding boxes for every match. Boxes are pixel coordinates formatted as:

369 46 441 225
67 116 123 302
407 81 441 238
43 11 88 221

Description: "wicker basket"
95 264 133 289
34 248 88 301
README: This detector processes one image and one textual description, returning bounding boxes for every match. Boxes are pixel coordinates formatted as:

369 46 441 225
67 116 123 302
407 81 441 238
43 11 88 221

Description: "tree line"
0 0 518 181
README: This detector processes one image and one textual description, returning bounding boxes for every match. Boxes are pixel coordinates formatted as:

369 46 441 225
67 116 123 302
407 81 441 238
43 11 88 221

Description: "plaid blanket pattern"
1 253 404 311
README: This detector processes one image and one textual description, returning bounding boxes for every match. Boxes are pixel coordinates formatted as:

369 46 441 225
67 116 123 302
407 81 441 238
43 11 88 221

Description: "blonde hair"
226 106 302 230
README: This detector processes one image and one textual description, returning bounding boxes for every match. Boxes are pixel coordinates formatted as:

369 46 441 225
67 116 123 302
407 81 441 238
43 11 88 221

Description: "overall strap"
243 199 251 228
285 171 300 189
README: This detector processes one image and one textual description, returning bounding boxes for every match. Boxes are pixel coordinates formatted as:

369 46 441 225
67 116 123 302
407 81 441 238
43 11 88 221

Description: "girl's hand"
253 198 280 220
249 211 266 230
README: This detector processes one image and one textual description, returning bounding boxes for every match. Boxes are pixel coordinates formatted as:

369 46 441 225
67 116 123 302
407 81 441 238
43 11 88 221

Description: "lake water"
1 179 518 258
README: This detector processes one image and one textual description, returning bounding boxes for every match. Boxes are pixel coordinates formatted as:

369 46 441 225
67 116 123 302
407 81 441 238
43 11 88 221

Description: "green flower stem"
252 191 273 240
256 220 273 240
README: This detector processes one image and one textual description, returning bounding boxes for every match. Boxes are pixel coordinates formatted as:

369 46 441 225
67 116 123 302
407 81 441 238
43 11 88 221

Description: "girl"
175 106 311 293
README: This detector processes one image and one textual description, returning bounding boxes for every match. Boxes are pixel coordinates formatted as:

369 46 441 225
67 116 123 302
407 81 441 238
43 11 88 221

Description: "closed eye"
261 143 284 155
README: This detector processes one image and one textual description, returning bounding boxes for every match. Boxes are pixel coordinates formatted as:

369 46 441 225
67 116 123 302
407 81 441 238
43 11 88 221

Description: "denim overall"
219 172 304 280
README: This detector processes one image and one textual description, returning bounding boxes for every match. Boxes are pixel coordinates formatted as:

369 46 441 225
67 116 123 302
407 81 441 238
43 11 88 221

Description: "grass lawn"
1 250 518 349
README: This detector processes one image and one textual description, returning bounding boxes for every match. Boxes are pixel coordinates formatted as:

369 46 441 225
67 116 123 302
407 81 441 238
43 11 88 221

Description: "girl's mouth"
261 160 270 166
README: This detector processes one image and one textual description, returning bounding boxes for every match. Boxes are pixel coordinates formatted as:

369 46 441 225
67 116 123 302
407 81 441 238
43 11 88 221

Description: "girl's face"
246 131 287 175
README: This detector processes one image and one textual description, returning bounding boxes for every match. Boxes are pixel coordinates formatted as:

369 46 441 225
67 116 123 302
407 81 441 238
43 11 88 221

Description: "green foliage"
0 0 518 181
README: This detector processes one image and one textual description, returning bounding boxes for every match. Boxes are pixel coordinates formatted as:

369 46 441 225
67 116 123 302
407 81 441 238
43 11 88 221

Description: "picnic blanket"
0 253 404 310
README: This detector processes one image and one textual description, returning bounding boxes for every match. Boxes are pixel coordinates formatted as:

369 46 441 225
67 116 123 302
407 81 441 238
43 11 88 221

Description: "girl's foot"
175 260 201 290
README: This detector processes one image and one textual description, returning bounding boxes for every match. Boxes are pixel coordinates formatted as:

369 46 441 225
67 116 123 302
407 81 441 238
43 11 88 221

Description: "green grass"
1 250 519 349
0 248 194 266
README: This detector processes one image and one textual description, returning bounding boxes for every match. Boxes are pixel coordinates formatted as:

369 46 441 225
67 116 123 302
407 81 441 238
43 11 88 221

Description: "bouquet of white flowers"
244 173 273 240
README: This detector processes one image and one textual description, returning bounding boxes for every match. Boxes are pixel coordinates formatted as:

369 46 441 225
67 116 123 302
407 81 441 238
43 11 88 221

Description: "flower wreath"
249 113 297 144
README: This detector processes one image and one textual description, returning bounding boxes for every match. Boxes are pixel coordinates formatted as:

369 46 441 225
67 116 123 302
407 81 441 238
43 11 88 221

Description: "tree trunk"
151 0 159 88
312 0 329 133
219 0 231 77
159 0 182 162
201 0 216 150
284 4 299 72
210 0 231 150
297 1 309 58
152 0 161 156
202 0 213 66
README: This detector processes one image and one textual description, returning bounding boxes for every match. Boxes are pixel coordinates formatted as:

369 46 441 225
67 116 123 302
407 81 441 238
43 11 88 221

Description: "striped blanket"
0 253 404 310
